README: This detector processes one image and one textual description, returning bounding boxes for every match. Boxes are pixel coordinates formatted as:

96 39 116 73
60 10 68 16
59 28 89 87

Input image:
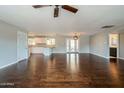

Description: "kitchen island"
29 45 55 56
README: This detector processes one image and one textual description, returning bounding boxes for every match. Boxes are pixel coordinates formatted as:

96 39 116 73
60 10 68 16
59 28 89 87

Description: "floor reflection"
109 58 121 86
1 54 124 87
66 53 79 73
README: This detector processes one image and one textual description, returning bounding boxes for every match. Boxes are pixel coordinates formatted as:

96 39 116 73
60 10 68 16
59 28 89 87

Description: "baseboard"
90 53 108 59
52 52 90 54
119 57 124 60
52 52 66 54
0 61 18 70
17 58 27 62
0 59 26 70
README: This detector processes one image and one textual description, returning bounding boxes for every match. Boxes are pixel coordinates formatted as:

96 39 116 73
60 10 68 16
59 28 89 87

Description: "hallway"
0 53 124 88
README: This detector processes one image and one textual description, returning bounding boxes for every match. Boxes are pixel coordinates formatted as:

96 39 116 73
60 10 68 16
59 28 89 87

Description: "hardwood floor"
0 53 124 88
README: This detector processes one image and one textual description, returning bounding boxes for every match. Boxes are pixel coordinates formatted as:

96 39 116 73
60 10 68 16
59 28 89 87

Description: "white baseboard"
0 59 27 70
90 53 108 59
17 58 27 62
52 52 88 53
119 57 124 60
52 52 66 54
0 61 18 70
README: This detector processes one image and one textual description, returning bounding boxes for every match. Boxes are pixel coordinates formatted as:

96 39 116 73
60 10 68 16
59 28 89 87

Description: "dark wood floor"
0 53 124 88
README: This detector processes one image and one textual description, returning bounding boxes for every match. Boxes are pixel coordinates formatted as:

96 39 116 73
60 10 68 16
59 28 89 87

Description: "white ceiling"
0 5 124 36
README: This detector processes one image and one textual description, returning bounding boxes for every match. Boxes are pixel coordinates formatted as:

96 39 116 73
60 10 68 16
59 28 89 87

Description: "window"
66 38 79 52
46 38 55 46
28 38 35 45
109 34 118 48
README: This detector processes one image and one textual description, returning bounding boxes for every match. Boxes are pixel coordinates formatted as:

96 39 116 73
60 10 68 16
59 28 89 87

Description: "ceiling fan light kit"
54 5 59 17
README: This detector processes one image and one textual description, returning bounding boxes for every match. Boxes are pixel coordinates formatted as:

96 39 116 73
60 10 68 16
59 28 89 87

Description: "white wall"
90 31 109 58
0 21 17 67
90 30 124 59
0 20 28 68
52 36 66 53
119 33 124 59
52 35 90 53
79 35 90 53
17 31 28 62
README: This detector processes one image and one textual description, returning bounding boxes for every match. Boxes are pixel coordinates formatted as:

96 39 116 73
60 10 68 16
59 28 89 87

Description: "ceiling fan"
32 5 78 18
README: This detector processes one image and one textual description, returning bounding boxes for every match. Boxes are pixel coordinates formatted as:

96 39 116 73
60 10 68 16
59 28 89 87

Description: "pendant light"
73 33 79 40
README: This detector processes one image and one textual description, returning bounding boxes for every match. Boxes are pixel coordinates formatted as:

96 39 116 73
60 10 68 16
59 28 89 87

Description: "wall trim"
17 58 27 62
90 53 109 59
52 52 66 54
0 61 18 70
0 59 27 70
52 52 90 53
119 57 124 60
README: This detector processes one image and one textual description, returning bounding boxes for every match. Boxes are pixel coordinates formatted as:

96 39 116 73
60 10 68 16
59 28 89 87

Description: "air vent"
102 25 114 29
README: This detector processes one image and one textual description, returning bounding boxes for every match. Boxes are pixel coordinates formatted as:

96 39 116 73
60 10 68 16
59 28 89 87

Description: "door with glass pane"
66 39 79 53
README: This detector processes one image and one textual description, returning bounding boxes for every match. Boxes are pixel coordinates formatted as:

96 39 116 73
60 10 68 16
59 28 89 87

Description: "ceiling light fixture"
73 33 79 40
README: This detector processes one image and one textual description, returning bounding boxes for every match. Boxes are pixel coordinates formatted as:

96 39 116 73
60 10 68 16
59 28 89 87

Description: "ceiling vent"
101 25 115 29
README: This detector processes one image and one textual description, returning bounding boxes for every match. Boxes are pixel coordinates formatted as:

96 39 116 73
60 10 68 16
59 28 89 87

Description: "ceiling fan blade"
54 6 59 17
62 5 78 13
32 5 51 8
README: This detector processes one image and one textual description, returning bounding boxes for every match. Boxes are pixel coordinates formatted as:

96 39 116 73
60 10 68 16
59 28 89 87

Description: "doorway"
66 38 79 53
109 34 119 59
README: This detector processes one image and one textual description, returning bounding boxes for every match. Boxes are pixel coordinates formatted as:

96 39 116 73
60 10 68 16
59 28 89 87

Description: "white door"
66 39 79 53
